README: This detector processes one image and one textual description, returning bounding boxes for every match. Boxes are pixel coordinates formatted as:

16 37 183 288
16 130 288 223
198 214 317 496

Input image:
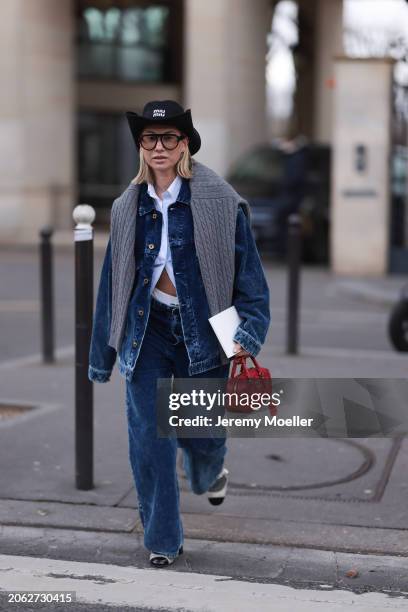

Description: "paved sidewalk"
0 248 407 603
0 348 407 607
0 348 407 554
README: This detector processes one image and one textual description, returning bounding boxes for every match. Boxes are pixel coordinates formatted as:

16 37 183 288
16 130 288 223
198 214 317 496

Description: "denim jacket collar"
138 177 191 216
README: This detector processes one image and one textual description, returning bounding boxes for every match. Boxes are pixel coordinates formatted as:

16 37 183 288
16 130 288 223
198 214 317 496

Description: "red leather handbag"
226 355 276 416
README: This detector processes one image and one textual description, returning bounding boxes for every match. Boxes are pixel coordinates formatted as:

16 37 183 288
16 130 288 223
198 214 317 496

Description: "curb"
1 525 408 595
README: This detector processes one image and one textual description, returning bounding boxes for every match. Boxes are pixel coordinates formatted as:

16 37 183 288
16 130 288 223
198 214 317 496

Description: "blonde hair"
132 144 193 184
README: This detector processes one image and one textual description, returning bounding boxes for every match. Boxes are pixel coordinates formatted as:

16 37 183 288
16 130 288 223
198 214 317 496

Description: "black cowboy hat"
125 100 201 156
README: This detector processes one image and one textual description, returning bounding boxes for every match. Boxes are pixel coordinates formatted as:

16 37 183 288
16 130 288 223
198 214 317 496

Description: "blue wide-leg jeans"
125 295 230 559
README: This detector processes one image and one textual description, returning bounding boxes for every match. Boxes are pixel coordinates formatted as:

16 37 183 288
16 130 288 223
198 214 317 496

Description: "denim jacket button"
138 309 144 316
148 243 155 250
132 340 138 347
152 213 157 219
143 278 149 285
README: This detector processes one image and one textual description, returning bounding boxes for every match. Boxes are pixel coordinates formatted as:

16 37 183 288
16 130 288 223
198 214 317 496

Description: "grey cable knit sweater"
108 159 250 354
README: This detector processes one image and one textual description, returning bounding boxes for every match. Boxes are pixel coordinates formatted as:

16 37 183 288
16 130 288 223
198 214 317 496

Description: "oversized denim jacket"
88 178 270 383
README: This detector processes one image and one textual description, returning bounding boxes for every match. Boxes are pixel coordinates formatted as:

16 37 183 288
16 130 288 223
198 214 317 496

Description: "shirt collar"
147 174 182 202
138 176 191 215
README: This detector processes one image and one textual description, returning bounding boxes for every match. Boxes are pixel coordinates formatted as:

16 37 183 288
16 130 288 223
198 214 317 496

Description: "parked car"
226 139 331 263
388 281 408 351
389 144 408 270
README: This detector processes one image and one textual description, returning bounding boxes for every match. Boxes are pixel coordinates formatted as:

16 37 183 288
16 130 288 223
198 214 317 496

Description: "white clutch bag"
208 306 243 358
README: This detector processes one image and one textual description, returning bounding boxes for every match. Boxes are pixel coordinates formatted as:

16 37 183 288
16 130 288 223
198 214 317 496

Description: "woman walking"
88 100 270 567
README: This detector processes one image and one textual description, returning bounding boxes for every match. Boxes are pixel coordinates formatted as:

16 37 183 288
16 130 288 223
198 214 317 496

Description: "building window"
77 3 179 82
77 112 138 226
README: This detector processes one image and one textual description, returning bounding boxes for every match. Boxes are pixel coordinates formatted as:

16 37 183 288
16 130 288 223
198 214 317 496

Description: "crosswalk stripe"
0 554 406 611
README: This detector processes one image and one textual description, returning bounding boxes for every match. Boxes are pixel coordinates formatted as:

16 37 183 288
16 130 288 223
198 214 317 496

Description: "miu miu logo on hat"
153 109 165 117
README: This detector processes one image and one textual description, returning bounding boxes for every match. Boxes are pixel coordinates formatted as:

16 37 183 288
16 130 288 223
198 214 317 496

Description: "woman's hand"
232 342 251 358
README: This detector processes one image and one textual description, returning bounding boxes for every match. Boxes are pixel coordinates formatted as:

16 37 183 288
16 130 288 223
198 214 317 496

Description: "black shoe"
149 545 183 567
208 467 229 506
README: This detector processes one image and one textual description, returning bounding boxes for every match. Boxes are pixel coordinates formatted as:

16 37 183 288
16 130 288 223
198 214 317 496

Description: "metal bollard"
286 214 302 354
73 205 95 490
39 226 55 363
